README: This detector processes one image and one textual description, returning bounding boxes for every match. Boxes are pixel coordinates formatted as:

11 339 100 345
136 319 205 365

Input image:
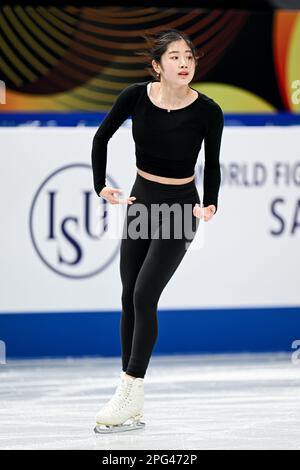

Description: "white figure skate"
94 371 146 434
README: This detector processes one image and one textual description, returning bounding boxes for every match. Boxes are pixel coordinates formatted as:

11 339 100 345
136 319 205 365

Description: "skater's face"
153 39 196 85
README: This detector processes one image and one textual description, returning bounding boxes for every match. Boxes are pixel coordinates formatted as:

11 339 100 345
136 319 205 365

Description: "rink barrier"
0 306 299 359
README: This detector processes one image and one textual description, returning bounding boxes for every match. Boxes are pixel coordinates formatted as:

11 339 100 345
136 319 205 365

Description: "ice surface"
0 352 299 450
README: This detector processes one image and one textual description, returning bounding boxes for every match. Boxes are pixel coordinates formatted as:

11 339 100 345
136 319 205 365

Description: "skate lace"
104 379 133 413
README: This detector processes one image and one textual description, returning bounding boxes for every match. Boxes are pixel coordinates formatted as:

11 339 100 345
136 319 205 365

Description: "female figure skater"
91 29 224 433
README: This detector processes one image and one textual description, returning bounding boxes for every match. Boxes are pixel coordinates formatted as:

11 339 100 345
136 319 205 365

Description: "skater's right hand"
99 186 136 205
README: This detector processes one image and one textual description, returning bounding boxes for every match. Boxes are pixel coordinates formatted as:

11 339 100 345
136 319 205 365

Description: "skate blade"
94 417 146 434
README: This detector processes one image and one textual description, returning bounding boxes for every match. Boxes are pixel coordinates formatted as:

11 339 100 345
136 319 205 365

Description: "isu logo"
29 164 120 279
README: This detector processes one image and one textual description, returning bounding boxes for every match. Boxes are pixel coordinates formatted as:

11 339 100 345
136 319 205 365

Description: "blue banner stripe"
0 307 299 359
1 112 300 127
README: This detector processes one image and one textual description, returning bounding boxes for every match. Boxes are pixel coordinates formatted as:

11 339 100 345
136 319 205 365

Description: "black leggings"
119 172 201 378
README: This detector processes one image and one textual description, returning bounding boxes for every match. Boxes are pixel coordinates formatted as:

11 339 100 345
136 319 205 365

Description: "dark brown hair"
135 28 204 81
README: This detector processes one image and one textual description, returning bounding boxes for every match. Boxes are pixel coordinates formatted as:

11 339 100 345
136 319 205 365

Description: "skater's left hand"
193 204 216 222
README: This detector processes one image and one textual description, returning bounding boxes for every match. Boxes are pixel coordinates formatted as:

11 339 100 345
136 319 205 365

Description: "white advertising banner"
0 125 299 313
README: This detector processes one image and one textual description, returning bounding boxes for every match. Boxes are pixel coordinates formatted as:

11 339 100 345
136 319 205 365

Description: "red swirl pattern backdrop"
0 5 299 112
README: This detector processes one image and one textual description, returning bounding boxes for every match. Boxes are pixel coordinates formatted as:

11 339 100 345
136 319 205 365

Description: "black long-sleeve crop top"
91 80 224 212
